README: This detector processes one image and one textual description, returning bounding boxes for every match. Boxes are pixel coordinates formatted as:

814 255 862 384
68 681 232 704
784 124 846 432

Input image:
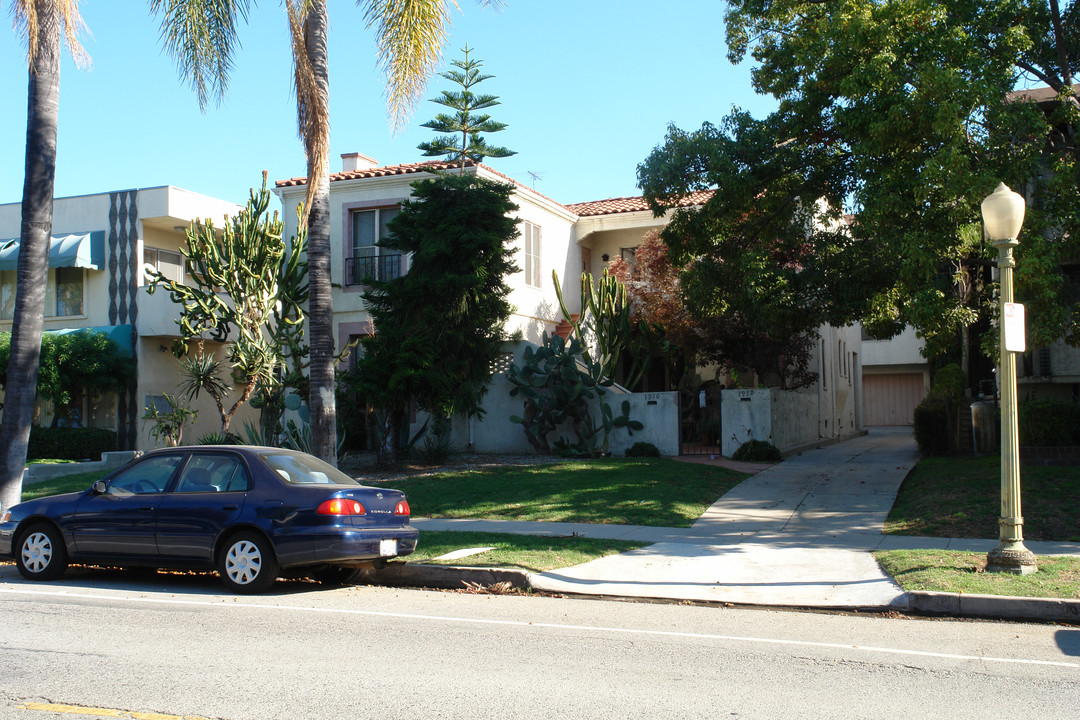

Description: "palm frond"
149 0 251 110
288 0 330 228
360 0 457 133
11 0 90 68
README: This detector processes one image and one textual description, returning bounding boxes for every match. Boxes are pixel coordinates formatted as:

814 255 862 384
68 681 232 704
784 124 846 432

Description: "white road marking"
3 585 1078 669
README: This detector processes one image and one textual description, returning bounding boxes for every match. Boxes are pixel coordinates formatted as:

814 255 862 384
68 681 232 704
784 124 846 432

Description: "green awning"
0 231 106 271
47 325 134 357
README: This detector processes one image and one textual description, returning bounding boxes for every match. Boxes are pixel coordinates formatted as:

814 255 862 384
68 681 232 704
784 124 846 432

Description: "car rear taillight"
394 500 410 516
317 498 366 515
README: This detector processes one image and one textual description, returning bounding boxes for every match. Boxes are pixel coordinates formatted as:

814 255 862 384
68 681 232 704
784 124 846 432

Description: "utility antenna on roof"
527 170 544 189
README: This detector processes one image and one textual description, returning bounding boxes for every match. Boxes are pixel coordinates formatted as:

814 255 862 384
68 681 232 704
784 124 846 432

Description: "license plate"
379 538 398 557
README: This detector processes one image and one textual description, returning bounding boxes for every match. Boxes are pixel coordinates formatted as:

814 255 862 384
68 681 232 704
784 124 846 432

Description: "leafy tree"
0 330 135 424
0 0 89 514
417 44 516 168
638 0 1080 381
148 175 308 434
154 0 505 466
354 173 520 465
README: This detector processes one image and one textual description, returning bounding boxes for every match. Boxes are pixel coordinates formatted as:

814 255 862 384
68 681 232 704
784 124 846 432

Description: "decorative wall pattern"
108 191 140 450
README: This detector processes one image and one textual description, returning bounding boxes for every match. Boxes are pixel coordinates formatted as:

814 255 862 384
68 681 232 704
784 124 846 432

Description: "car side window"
108 455 183 495
175 455 251 493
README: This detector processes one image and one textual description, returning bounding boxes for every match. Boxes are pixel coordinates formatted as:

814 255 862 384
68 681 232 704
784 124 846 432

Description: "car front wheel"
16 523 69 581
218 531 278 594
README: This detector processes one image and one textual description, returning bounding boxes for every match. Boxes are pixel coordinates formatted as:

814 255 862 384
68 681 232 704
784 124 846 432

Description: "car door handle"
222 505 238 511
138 506 154 511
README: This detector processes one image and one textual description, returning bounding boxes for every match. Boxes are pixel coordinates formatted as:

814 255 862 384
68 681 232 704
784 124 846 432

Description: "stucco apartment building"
274 154 863 455
0 155 867 455
0 187 245 451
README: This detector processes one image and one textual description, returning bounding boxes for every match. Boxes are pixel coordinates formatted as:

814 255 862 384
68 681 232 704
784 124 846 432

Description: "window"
108 454 183 495
176 454 250 493
0 268 84 319
348 207 400 285
523 221 541 288
259 451 362 486
144 247 184 284
620 247 637 270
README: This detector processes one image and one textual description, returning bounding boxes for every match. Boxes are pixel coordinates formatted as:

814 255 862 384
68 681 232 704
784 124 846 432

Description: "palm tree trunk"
304 1 338 465
0 2 62 514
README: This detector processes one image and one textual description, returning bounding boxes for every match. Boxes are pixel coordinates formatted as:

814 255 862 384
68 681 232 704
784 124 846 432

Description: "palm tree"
0 1 88 515
155 0 501 464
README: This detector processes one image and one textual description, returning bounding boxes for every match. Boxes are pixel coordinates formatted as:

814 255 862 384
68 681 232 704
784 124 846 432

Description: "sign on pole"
1004 302 1026 353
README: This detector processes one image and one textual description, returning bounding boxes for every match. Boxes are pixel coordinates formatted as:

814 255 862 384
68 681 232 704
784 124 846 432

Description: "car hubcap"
22 532 52 573
225 540 262 585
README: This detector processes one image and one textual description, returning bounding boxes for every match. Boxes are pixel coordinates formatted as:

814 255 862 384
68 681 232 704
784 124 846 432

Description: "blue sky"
1 2 777 209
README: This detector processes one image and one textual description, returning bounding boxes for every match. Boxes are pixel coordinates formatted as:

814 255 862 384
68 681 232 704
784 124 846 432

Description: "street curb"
376 563 532 591
378 566 1080 623
907 591 1080 622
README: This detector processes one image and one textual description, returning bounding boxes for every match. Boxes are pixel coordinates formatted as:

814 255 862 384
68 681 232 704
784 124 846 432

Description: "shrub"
625 441 660 457
1019 399 1080 446
27 426 117 461
913 401 951 456
732 439 782 462
913 364 967 457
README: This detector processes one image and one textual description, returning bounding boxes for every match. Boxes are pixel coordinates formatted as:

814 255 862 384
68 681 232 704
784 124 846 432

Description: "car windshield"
259 451 362 486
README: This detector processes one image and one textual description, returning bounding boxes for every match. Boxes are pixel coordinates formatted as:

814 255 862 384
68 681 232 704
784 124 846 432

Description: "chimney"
341 152 378 172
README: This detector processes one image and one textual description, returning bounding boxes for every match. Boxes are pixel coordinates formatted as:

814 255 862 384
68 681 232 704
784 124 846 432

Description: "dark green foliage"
913 364 967 456
507 333 643 456
356 173 520 464
27 427 116 461
732 439 781 462
197 432 239 445
0 330 135 409
640 1 1080 371
1019 399 1080 447
625 441 660 458
417 44 515 168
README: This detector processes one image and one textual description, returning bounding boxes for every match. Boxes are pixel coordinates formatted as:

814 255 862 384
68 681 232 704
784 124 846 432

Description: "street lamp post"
981 182 1037 575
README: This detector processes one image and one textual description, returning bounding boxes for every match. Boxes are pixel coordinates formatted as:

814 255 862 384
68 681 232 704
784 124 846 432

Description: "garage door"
863 373 925 426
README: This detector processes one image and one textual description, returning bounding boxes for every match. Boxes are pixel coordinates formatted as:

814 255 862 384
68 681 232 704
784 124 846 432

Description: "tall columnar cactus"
553 269 669 390
147 173 308 434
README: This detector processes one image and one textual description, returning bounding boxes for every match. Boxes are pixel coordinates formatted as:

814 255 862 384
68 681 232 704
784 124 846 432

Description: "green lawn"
21 471 107 502
883 455 1080 542
410 531 645 573
371 458 748 527
876 549 1080 599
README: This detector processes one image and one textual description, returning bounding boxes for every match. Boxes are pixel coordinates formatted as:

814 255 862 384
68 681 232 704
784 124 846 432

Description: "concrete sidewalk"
409 428 1080 616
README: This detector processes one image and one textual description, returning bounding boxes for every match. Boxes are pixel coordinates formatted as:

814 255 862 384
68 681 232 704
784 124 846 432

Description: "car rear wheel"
15 523 68 581
218 531 278 594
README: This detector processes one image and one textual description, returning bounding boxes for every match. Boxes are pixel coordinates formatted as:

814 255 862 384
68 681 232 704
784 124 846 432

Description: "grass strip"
373 458 746 527
884 455 1080 542
21 471 108 502
876 549 1080 599
409 530 646 573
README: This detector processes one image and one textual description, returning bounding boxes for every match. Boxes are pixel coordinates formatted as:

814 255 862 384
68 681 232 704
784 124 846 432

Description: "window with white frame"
0 268 84 320
144 247 185 285
349 207 400 285
523 221 541 288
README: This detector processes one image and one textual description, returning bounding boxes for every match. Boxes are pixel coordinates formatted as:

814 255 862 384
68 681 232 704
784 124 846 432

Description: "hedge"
27 426 117 461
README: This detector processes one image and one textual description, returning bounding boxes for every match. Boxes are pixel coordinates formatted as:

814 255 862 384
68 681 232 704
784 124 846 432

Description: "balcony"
345 253 402 286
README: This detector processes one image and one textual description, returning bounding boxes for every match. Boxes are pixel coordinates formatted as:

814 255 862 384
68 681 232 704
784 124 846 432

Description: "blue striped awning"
0 231 105 271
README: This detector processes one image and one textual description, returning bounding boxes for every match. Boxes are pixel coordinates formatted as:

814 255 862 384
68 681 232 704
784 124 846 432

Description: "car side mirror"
92 480 107 494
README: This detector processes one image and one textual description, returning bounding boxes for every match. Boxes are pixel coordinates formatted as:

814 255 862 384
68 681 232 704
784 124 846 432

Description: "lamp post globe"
981 182 1037 575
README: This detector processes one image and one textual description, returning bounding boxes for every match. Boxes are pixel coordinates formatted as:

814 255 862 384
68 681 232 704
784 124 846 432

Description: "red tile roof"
275 159 566 208
275 159 471 187
566 189 715 217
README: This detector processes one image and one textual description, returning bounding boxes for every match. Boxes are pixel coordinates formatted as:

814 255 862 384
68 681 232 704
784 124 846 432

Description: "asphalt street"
2 567 1079 720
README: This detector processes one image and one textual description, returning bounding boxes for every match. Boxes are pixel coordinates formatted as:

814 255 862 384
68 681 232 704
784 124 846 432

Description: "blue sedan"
0 446 418 593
